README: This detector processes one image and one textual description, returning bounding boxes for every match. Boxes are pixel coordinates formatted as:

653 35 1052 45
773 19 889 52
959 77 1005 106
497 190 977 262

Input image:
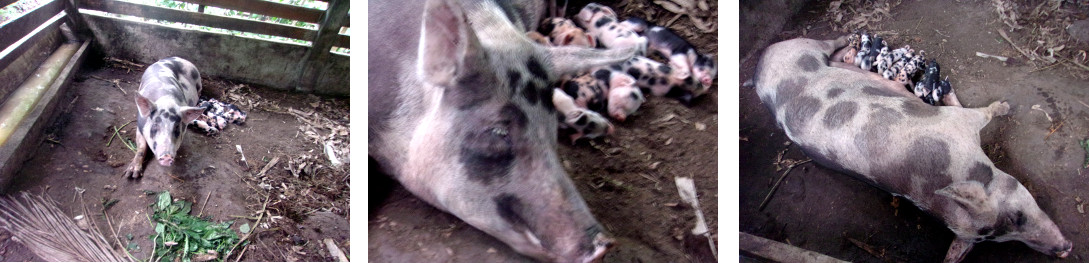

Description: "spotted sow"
752 36 1072 262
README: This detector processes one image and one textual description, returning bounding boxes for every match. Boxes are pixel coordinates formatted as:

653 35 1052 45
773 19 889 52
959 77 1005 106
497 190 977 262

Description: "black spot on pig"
188 70 198 80
521 82 539 105
626 68 643 80
172 125 181 138
658 64 672 74
823 101 858 128
593 69 611 84
495 194 531 232
902 100 940 117
507 70 522 92
904 137 952 192
574 114 587 125
595 17 614 28
586 121 598 132
862 86 903 98
783 96 822 133
629 92 639 101
968 162 993 187
856 106 902 159
562 81 579 98
526 57 549 81
538 86 555 112
826 88 844 99
797 54 821 72
774 77 808 107
164 60 184 75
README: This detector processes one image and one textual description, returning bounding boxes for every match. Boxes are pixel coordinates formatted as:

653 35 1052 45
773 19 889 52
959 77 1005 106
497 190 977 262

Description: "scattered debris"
257 157 281 178
675 176 716 260
760 160 813 211
323 238 348 262
825 0 895 32
976 52 1009 62
1030 104 1053 122
1079 139 1089 168
150 191 240 262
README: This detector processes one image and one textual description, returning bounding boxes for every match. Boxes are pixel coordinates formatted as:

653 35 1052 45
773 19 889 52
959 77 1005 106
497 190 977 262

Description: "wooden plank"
333 34 347 48
0 0 64 52
0 41 87 192
739 232 849 263
294 0 347 92
80 0 316 41
0 12 64 71
182 0 322 24
0 0 19 9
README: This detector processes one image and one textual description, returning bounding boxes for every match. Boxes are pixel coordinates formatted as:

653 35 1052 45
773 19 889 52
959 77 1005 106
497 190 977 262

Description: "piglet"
553 88 614 143
592 69 645 121
539 17 596 48
643 25 716 95
574 3 647 54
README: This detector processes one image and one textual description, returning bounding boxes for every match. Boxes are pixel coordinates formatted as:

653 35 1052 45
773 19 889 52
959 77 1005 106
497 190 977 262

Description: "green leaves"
150 191 241 262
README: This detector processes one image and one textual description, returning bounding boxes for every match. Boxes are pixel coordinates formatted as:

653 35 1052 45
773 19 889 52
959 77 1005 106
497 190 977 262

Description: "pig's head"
135 94 203 166
575 3 616 29
692 54 716 95
541 18 596 48
404 0 637 261
598 70 643 121
937 179 1072 260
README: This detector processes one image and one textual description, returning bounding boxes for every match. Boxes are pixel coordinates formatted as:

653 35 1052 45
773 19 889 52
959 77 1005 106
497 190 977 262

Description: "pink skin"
607 85 644 121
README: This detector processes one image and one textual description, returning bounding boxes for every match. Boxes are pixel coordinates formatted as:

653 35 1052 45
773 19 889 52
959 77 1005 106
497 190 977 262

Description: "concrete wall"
82 15 349 97
740 0 812 63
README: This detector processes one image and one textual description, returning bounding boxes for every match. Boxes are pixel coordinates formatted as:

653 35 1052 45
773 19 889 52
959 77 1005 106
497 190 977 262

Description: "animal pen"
0 0 350 261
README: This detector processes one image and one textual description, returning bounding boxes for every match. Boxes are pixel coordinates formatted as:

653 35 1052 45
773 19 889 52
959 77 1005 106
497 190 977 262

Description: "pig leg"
944 238 974 263
123 132 149 178
941 90 963 107
960 100 1011 131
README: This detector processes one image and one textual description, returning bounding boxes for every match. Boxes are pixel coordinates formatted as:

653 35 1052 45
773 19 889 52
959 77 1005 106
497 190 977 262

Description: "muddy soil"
0 58 350 262
368 0 718 262
742 0 1089 262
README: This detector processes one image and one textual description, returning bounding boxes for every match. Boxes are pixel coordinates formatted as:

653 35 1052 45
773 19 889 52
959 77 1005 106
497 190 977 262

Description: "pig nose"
581 232 613 263
158 155 174 166
1054 241 1072 258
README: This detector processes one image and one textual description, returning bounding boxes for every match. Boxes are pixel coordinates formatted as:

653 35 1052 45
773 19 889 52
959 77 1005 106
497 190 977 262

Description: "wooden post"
62 0 93 41
293 0 348 93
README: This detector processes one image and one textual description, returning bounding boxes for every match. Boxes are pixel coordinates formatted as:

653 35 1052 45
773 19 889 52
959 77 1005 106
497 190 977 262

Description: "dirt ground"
742 0 1089 262
0 58 350 262
368 0 718 262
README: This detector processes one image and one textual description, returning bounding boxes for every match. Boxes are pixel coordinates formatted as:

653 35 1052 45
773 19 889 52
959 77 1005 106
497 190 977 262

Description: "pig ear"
545 46 636 78
608 72 635 89
135 94 153 117
417 0 483 87
936 181 994 216
179 106 204 124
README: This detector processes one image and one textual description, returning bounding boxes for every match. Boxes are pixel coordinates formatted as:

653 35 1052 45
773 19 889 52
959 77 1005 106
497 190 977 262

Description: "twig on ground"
848 237 885 259
198 192 212 218
79 190 136 262
1046 120 1064 140
759 160 812 211
225 194 270 261
256 157 280 177
324 238 348 262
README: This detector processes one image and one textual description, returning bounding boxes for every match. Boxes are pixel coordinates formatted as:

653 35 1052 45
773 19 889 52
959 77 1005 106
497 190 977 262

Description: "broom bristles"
0 192 126 262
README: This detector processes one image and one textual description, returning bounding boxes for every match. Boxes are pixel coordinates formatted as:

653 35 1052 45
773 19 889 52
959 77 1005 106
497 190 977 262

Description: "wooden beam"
739 232 849 263
182 0 323 24
62 0 93 41
294 0 347 92
0 12 65 71
0 0 19 9
0 0 64 52
333 34 347 48
80 0 316 41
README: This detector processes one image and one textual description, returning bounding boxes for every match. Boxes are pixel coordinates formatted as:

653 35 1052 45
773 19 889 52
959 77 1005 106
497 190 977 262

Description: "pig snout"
1054 241 1072 258
158 155 174 166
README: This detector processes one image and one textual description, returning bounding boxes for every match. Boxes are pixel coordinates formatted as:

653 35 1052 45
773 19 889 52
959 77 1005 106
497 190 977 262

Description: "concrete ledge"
82 14 349 97
0 40 89 192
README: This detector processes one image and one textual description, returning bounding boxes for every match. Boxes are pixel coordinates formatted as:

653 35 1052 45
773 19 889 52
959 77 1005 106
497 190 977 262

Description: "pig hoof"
122 164 143 179
991 101 1011 116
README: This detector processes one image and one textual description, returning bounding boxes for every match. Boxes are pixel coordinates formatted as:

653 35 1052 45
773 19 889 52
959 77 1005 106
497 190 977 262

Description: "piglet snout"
158 155 174 166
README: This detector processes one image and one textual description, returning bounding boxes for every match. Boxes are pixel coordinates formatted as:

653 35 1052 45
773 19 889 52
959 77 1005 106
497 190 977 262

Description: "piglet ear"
608 72 635 89
936 181 993 216
417 0 483 87
135 94 153 117
179 106 204 124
